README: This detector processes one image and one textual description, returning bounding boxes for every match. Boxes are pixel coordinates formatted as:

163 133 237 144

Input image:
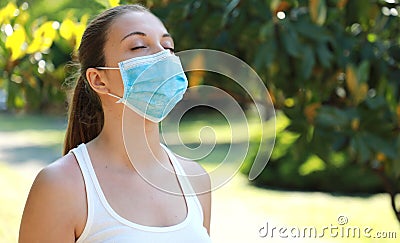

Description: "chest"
94 165 188 227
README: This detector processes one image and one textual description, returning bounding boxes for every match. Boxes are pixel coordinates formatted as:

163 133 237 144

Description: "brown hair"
63 4 149 155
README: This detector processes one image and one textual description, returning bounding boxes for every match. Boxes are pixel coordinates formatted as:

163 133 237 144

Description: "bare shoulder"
19 152 86 242
175 155 211 194
36 152 83 188
31 152 84 202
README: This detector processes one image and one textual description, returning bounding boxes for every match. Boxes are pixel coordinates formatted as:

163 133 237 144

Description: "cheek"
107 71 125 96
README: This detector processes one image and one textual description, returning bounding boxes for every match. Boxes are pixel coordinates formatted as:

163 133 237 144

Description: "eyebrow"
120 32 172 42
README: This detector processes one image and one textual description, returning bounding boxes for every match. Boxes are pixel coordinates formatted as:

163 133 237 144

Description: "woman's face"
102 11 174 97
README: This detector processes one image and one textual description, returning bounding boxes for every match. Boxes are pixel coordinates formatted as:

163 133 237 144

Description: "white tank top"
71 143 212 243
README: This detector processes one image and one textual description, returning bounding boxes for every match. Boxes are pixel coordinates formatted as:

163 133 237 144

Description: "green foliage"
76 0 400 224
1 0 400 221
0 0 100 113
241 113 386 193
127 0 400 221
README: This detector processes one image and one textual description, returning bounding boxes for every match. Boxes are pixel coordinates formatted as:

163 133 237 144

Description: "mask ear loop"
95 67 120 70
94 67 123 103
107 93 122 100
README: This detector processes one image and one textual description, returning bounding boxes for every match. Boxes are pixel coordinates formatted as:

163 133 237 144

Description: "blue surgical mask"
97 50 188 122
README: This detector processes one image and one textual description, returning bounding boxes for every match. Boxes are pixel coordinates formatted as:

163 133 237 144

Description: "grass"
0 113 67 131
0 162 32 243
212 175 399 243
0 112 399 242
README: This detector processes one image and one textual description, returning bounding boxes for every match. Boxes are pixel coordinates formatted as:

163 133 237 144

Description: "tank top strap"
70 143 97 241
161 144 205 221
71 144 90 180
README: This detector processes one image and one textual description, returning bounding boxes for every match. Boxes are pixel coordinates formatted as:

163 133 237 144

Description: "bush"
241 112 385 193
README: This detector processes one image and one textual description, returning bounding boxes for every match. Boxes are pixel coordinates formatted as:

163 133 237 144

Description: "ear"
86 68 110 94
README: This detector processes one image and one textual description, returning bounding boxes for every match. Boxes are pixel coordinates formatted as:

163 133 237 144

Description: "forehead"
107 11 168 41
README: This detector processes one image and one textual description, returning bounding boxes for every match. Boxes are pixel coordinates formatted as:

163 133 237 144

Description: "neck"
91 106 167 169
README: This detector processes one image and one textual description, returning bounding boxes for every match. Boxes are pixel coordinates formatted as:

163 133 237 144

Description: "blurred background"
1 0 400 242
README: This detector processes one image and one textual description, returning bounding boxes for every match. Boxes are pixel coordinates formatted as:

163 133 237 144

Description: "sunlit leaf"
5 25 26 61
356 83 368 104
367 33 377 43
59 12 88 50
351 118 360 131
187 53 205 86
337 0 348 10
26 21 57 54
309 0 327 26
397 104 400 127
74 14 89 50
26 75 37 88
59 18 75 41
14 92 25 109
299 154 326 176
284 98 294 107
346 65 358 96
304 102 321 124
80 14 89 27
0 2 18 25
108 0 120 7
271 0 291 13
15 11 29 25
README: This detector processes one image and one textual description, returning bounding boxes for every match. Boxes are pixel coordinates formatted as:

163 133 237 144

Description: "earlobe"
86 68 109 95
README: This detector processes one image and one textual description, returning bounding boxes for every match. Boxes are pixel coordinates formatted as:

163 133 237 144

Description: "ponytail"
63 73 104 155
62 4 149 155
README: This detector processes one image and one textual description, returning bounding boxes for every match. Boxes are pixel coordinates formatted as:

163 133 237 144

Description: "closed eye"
130 46 146 51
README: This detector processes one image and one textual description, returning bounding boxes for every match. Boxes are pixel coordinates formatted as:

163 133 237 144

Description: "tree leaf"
5 25 27 61
27 21 57 54
316 42 333 68
108 0 120 7
357 60 370 84
221 0 240 27
298 154 326 176
59 18 75 41
259 21 274 42
309 0 327 26
281 23 301 57
363 133 397 160
294 20 331 42
346 64 358 96
0 2 18 25
304 102 321 124
315 106 349 128
74 14 89 50
300 44 315 79
350 134 371 163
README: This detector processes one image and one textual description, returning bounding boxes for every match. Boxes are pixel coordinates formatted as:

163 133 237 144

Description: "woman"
19 4 211 242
